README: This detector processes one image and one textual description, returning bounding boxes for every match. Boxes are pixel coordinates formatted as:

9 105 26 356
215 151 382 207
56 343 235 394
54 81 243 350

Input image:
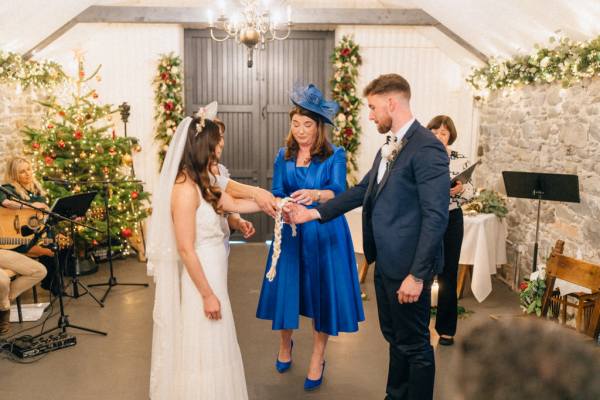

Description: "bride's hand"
203 293 222 320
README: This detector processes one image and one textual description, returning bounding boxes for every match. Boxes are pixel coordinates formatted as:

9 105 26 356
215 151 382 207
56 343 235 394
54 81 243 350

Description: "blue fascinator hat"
290 83 339 126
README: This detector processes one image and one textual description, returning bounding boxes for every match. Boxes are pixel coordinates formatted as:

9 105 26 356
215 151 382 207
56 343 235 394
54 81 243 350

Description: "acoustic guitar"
0 207 46 251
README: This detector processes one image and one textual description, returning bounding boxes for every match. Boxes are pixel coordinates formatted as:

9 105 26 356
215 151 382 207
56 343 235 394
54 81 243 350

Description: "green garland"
330 35 362 186
463 189 509 219
468 35 600 91
153 53 184 169
0 51 65 88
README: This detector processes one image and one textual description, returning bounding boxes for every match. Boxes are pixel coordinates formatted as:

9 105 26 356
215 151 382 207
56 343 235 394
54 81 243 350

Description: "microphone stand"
83 178 149 304
0 186 107 337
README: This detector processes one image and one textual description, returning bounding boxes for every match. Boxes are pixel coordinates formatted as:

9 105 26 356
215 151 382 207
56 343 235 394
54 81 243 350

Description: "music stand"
502 171 580 272
51 192 104 307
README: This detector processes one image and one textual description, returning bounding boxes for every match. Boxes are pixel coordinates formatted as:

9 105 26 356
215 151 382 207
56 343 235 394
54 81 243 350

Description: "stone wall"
475 78 600 277
0 83 46 178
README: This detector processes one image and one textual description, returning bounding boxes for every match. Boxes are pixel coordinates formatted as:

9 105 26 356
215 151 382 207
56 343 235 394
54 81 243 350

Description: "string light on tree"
22 53 150 253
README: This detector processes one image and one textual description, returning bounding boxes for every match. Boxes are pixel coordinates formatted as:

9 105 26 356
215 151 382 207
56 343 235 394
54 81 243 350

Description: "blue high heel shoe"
303 361 326 391
275 340 293 373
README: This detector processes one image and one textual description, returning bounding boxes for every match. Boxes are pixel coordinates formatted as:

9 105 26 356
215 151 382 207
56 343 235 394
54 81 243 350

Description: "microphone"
42 177 71 186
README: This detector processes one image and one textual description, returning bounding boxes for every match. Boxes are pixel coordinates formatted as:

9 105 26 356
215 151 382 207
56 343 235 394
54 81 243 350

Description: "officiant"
256 84 364 391
427 115 473 346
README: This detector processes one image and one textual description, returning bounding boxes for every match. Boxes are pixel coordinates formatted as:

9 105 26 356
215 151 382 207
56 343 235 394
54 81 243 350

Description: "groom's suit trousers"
375 267 435 400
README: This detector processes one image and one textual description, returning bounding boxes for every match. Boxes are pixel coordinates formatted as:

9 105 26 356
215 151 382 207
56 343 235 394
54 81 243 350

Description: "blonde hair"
4 156 46 200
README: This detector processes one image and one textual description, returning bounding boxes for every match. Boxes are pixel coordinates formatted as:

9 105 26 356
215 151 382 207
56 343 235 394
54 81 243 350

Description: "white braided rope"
266 197 297 282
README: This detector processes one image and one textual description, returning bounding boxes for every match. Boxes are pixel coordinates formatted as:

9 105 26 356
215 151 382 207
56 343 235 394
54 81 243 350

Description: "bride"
147 113 262 399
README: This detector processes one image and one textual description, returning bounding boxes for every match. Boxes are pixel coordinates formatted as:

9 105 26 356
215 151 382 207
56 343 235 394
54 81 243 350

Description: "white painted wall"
30 23 478 254
336 26 477 253
35 23 183 195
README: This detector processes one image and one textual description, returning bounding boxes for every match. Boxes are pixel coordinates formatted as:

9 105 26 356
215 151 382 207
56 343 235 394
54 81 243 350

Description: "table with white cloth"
459 213 508 302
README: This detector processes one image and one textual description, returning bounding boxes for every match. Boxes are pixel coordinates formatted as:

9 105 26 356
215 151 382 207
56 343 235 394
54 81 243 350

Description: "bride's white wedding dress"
179 192 248 399
148 116 248 400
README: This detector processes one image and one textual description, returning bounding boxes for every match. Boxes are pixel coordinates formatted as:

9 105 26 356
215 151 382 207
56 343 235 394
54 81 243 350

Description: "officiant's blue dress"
256 146 365 336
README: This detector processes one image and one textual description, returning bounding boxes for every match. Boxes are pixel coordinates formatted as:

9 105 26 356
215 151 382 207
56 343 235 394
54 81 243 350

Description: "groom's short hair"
363 74 411 100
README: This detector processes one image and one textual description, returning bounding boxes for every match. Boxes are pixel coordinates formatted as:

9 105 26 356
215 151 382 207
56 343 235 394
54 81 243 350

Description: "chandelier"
207 0 293 68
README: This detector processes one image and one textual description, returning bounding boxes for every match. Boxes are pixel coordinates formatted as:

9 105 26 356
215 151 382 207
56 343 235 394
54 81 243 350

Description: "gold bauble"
132 144 142 153
80 151 87 159
122 154 133 166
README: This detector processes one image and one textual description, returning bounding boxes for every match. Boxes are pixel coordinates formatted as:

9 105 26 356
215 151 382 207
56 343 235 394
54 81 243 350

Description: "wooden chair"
541 241 600 338
456 264 473 299
2 269 39 324
358 259 370 284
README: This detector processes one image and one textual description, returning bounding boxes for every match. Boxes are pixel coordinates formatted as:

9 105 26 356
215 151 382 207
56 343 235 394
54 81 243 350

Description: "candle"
207 10 214 27
431 280 439 308
286 5 292 22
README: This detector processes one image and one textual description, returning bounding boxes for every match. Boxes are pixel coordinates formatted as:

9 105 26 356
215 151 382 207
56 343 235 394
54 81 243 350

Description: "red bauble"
121 228 133 238
131 191 139 200
340 47 351 57
344 127 353 137
73 130 83 140
44 156 54 165
163 101 174 111
32 142 40 150
92 239 99 246
161 72 169 81
57 139 66 148
47 123 54 129
58 111 66 117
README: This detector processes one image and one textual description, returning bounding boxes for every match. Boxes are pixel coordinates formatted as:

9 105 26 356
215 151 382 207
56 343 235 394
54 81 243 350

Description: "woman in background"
427 115 472 346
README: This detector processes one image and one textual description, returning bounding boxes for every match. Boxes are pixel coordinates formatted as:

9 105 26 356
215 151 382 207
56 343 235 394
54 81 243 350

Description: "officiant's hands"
203 293 222 320
397 275 424 304
290 189 316 205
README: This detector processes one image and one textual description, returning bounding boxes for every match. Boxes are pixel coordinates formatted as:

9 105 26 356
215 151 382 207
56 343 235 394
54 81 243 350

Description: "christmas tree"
22 55 150 255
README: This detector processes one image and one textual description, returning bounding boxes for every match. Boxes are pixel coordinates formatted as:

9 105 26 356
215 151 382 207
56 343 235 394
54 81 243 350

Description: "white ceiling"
2 0 600 62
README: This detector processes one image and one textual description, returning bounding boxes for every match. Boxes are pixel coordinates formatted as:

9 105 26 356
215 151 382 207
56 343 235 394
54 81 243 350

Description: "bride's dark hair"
176 117 223 214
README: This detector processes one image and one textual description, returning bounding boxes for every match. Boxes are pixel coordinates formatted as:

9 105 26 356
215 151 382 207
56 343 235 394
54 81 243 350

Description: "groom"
286 74 449 400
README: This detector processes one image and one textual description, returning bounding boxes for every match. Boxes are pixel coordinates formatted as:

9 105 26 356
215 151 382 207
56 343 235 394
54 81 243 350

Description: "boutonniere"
381 135 404 164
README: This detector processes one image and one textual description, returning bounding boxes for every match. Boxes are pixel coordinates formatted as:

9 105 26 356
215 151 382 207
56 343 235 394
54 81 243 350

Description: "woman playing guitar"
0 156 61 294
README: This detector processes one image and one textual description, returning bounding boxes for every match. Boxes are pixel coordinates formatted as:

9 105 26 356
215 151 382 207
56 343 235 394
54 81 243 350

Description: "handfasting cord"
266 197 297 282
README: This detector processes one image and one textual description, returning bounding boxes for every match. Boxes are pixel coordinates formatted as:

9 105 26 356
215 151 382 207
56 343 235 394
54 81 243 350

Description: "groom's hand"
283 203 320 224
253 188 278 218
397 275 424 304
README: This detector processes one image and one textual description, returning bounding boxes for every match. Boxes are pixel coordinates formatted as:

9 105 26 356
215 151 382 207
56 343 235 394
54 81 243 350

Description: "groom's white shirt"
376 117 415 184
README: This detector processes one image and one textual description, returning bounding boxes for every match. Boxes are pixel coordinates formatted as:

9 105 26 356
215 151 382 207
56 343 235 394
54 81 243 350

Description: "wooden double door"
184 29 334 241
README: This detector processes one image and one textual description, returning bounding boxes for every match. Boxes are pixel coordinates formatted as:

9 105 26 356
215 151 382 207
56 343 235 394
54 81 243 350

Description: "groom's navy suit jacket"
318 120 450 281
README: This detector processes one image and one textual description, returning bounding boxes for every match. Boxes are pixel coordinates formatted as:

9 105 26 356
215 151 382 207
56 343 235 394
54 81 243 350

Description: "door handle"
261 105 267 120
